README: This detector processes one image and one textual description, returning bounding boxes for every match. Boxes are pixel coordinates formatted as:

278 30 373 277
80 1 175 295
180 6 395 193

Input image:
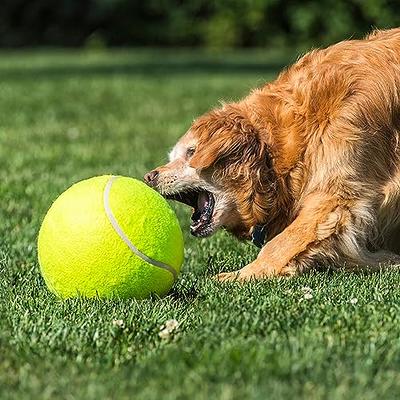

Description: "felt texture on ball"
37 175 184 299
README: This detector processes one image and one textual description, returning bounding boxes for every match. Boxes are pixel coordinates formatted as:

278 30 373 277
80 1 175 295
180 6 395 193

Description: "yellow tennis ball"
37 175 184 299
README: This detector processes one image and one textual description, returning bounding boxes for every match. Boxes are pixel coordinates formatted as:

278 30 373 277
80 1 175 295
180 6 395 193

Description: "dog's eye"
186 147 196 158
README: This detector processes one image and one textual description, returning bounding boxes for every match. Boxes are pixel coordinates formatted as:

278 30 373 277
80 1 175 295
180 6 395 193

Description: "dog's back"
317 29 400 252
249 28 400 255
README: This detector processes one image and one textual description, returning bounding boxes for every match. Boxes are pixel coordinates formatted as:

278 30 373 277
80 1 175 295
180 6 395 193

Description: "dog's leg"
216 192 399 282
381 224 400 255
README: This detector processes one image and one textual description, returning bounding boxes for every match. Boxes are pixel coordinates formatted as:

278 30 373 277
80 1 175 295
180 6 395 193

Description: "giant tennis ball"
38 175 184 299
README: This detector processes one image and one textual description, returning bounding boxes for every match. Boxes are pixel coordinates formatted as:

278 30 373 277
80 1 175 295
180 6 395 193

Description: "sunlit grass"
1 49 400 400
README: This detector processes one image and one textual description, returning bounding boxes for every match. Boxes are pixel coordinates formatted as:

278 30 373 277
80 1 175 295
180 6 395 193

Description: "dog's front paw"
214 271 241 282
214 261 273 283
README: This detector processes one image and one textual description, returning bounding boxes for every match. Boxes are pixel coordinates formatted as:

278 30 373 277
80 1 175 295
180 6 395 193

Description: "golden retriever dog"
144 28 400 282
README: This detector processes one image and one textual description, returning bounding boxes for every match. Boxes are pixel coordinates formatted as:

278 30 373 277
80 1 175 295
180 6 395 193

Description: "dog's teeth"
191 209 201 221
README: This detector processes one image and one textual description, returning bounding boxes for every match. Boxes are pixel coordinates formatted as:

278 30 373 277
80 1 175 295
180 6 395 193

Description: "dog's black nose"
144 170 159 186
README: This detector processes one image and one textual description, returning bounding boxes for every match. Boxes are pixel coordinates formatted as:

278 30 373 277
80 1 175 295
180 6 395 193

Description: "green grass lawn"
1 48 400 400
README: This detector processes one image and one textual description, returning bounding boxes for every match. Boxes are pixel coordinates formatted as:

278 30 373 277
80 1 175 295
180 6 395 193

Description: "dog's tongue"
190 191 215 236
191 191 212 224
197 192 210 212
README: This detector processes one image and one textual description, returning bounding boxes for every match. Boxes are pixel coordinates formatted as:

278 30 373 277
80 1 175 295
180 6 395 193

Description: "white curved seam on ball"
103 175 177 280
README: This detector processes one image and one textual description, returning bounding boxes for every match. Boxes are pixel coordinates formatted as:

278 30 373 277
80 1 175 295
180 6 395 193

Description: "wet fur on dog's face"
147 104 276 239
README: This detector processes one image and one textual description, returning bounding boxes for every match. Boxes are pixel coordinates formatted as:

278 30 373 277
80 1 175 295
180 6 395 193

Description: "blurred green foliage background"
1 0 400 49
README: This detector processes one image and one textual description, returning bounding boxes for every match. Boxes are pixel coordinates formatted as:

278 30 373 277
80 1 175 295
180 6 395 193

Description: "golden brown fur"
145 28 400 281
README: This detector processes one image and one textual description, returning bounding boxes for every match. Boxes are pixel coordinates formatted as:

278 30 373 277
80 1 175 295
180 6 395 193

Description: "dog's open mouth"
165 190 215 237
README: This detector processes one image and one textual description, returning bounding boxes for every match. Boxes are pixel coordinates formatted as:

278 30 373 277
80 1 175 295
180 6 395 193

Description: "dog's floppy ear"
189 106 267 170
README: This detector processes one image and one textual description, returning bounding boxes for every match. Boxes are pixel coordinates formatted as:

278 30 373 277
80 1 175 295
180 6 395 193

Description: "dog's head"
144 104 276 239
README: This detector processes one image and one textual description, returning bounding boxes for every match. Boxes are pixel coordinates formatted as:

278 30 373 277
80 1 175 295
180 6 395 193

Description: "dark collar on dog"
251 224 267 248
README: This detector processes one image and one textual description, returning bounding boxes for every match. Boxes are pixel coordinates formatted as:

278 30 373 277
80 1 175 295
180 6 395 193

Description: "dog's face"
153 128 238 237
144 105 273 239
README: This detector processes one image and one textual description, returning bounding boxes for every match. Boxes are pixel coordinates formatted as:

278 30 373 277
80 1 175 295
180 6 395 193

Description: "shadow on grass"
0 59 291 81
